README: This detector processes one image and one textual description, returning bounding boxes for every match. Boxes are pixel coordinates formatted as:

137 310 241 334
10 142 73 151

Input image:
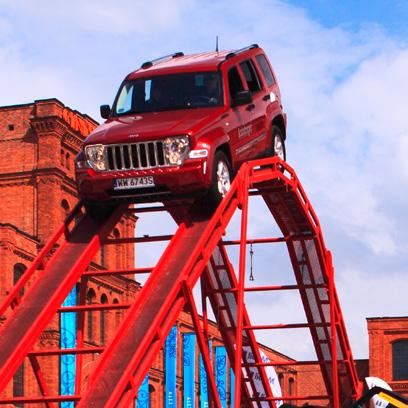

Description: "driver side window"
228 67 244 101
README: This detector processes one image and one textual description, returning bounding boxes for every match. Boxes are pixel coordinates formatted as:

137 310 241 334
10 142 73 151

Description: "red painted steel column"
234 169 249 406
328 251 339 408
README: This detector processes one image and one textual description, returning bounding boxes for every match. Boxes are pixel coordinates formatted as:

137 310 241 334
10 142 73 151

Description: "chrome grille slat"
105 141 169 171
119 145 125 169
153 142 159 166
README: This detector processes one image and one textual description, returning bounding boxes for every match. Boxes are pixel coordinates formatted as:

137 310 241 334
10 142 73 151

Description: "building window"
13 263 27 297
288 377 294 396
113 228 122 270
100 294 108 345
86 289 96 342
393 340 408 380
66 153 71 170
61 199 70 220
13 363 24 406
113 298 121 329
60 149 65 165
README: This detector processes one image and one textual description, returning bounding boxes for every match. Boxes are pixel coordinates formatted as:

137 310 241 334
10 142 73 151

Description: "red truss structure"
0 157 362 407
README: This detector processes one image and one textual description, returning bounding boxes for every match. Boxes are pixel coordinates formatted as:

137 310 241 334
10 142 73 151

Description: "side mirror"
232 90 253 107
100 105 111 119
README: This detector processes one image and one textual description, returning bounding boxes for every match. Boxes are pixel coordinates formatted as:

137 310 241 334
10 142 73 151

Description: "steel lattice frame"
0 157 362 407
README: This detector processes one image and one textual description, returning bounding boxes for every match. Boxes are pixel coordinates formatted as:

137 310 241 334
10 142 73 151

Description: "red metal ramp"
0 157 362 407
256 164 361 404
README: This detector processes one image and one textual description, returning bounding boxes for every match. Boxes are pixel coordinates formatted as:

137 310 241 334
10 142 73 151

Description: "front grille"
106 142 168 171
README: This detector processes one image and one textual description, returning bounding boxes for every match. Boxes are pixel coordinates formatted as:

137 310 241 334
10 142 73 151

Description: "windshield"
114 72 223 115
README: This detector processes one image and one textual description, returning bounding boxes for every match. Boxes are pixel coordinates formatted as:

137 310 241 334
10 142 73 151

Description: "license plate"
113 176 155 190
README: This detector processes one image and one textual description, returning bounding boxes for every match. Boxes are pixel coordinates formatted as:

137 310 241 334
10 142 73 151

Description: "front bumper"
76 159 208 204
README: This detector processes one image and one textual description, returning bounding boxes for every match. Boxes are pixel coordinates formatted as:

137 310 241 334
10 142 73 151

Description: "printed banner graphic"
183 333 196 408
215 346 227 408
136 375 149 407
60 287 77 408
199 340 212 408
165 325 178 407
243 346 282 407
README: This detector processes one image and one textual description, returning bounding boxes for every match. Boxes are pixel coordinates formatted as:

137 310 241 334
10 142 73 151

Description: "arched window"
288 377 294 396
393 340 408 380
100 294 108 345
86 289 96 342
61 199 70 220
13 263 27 297
278 373 284 389
113 298 121 329
113 228 122 270
13 363 24 406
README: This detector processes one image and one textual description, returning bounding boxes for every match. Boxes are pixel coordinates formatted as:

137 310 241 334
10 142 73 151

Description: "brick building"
367 317 408 398
0 98 406 406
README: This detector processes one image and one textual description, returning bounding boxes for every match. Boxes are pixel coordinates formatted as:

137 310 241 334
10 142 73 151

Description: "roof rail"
225 44 259 60
141 52 184 69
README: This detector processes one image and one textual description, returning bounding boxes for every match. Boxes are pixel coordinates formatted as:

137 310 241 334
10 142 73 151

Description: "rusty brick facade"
367 316 408 398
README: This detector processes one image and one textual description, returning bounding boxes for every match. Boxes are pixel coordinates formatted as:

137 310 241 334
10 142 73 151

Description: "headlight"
163 136 190 165
84 144 107 171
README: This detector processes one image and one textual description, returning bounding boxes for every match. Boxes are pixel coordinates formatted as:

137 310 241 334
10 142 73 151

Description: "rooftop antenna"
215 35 219 52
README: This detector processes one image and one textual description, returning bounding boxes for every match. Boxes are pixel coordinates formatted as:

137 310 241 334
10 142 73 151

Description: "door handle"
263 94 270 101
246 103 255 111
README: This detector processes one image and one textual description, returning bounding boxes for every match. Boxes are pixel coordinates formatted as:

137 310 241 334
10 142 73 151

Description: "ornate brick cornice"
31 116 66 136
62 131 84 151
13 248 35 262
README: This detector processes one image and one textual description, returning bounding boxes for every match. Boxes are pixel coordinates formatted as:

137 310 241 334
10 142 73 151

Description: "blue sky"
0 0 407 361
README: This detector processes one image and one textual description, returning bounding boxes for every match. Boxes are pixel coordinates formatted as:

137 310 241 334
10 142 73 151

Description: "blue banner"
60 287 76 408
165 325 178 407
183 333 196 408
136 375 149 407
199 340 212 408
215 347 227 408
230 368 235 408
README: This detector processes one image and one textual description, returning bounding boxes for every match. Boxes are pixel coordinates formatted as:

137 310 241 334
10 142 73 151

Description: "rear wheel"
201 151 232 211
271 125 286 161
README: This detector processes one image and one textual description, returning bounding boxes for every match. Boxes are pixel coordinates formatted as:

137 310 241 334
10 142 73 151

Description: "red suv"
75 44 287 215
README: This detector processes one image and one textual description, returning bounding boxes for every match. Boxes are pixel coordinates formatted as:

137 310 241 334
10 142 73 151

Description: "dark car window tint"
240 60 262 93
255 54 275 87
228 67 244 99
114 72 223 114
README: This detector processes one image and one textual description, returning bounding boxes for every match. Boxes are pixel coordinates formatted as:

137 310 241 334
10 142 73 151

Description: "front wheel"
271 126 286 161
201 151 232 211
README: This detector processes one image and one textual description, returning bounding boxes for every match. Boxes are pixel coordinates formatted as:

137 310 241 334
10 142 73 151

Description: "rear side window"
228 67 244 99
239 60 262 93
255 54 275 87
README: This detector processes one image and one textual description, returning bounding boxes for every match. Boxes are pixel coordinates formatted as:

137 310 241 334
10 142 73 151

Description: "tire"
202 151 232 211
84 203 116 221
271 125 286 161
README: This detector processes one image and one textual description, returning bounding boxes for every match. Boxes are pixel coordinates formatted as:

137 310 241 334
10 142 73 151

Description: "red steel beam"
0 206 126 392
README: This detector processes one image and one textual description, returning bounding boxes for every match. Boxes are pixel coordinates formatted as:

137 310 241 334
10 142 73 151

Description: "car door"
226 66 255 168
238 58 268 157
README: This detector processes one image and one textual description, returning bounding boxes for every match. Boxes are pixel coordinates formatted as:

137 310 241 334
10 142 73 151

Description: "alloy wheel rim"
274 135 285 160
216 160 231 197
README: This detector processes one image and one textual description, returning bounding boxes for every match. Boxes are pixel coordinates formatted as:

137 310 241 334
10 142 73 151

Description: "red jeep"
75 44 287 215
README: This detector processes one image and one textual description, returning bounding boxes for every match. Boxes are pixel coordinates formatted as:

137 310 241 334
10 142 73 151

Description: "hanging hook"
249 243 254 281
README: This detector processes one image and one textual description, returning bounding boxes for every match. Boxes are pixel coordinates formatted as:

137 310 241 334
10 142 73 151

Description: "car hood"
85 108 225 145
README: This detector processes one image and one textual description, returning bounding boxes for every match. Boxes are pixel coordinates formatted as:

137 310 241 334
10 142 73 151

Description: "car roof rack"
225 44 259 60
141 52 184 69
